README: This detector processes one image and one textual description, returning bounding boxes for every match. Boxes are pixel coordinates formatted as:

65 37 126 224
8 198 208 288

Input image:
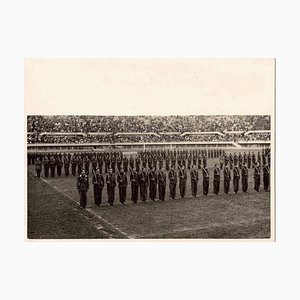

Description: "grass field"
27 158 271 239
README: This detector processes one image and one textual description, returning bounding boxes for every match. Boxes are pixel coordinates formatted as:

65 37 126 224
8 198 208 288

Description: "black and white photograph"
25 59 274 240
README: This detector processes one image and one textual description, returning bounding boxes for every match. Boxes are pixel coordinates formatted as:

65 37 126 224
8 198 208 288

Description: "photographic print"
25 59 275 240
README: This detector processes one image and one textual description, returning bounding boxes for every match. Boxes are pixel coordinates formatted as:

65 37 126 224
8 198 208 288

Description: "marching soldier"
263 162 270 191
157 168 167 201
63 155 70 176
254 162 261 191
139 167 148 202
224 164 231 194
106 168 116 206
43 156 50 178
50 155 56 177
213 163 220 195
77 169 89 208
241 163 248 192
233 164 240 193
202 165 209 196
92 168 104 206
190 165 199 197
179 165 187 198
149 167 157 201
117 168 128 204
130 167 139 203
71 154 77 176
168 165 177 199
35 157 42 179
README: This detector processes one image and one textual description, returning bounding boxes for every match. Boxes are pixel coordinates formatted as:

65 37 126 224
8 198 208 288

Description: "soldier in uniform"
224 165 231 194
254 162 261 191
157 168 167 201
149 167 157 201
43 156 50 178
190 165 199 197
35 157 42 179
71 154 77 176
219 154 224 170
179 165 187 198
263 162 270 191
106 168 116 206
84 155 90 175
50 155 56 177
130 167 139 203
168 165 177 199
241 163 248 192
233 164 240 193
213 163 220 195
63 155 70 176
77 155 83 175
92 168 104 206
202 165 209 196
247 152 251 169
91 155 98 172
77 169 89 208
117 168 127 204
123 156 129 173
129 156 134 171
139 167 148 202
56 156 62 177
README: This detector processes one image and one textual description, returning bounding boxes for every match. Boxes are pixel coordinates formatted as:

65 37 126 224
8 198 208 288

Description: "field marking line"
28 170 132 239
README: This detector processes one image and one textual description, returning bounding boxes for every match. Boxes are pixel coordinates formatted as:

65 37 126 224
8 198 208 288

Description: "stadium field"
27 158 271 239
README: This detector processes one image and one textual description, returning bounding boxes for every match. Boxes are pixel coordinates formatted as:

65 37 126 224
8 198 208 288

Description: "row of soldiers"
76 162 270 208
30 147 271 179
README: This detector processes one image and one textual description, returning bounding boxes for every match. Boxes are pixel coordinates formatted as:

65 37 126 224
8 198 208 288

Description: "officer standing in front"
233 163 240 193
117 167 128 204
241 162 248 192
202 165 210 196
213 163 220 195
106 168 116 206
168 165 177 199
190 165 199 197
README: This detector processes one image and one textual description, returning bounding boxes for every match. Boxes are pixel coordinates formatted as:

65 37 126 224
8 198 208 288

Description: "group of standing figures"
31 148 271 208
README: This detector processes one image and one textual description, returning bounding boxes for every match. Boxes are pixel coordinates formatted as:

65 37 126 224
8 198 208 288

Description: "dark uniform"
106 172 116 206
123 157 129 173
63 156 70 176
139 169 148 201
202 166 209 196
43 157 50 178
92 172 104 206
179 168 187 198
35 159 42 178
233 165 240 193
77 156 83 175
57 157 63 177
71 155 77 176
149 169 157 201
241 165 248 192
190 168 199 197
130 171 139 203
254 164 261 191
263 164 270 191
77 173 89 208
224 166 231 194
213 165 220 195
117 171 128 204
50 156 56 177
168 169 177 199
157 170 166 201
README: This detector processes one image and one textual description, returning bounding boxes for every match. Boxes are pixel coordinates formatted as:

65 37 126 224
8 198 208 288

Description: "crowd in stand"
31 148 271 207
28 115 271 134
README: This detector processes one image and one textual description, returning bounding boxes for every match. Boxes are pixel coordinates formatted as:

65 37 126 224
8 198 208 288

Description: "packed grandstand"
27 115 271 144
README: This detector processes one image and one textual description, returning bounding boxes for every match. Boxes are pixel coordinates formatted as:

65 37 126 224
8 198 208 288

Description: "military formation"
29 148 271 208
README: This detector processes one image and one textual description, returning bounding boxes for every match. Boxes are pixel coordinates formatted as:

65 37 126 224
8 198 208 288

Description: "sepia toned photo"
25 59 275 240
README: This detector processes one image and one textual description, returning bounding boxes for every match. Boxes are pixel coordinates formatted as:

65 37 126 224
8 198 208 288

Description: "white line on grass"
29 170 132 239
